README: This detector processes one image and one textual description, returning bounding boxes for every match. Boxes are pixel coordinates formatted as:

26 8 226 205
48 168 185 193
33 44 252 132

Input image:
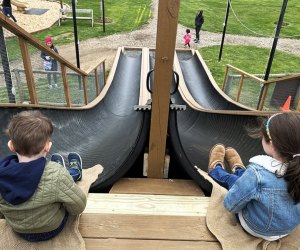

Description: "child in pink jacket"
184 29 191 48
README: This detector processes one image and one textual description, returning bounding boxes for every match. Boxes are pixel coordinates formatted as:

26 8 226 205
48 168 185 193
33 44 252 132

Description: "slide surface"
0 49 149 191
167 50 265 194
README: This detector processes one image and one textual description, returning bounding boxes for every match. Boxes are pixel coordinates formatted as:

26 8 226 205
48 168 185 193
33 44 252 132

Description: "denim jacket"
224 155 300 237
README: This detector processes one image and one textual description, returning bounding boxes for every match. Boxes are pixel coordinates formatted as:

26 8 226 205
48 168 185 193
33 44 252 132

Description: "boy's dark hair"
186 29 190 33
249 113 300 203
6 110 53 157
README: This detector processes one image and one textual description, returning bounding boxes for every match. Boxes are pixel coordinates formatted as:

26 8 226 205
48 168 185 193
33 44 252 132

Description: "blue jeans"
209 164 245 190
18 212 69 242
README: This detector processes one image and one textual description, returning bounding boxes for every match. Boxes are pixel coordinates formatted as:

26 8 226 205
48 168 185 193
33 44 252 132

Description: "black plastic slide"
177 50 246 110
0 49 150 192
169 51 265 195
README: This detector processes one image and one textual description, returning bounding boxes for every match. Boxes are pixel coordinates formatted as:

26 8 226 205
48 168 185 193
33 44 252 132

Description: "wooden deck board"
80 214 215 241
85 193 209 216
84 238 221 250
110 178 204 196
81 180 217 249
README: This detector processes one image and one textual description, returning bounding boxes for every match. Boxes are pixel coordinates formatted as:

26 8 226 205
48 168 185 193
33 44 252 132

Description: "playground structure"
0 1 300 248
11 0 28 12
58 8 94 27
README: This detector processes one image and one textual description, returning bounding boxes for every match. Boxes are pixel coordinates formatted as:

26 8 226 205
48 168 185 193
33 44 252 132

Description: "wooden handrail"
266 73 300 84
225 64 266 83
0 13 87 76
1 13 107 108
84 59 106 75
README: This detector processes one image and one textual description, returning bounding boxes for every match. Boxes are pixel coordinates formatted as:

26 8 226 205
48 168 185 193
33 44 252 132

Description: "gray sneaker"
68 152 82 181
48 84 53 89
51 153 66 169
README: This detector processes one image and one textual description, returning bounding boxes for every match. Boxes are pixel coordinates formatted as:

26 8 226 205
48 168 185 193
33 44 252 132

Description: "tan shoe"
208 144 225 173
225 147 246 173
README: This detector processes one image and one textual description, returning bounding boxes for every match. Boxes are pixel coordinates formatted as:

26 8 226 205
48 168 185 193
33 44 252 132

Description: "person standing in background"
1 0 17 22
194 9 204 44
41 37 59 89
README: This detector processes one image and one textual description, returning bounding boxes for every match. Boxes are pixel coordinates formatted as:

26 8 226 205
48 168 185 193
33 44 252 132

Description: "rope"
229 0 270 37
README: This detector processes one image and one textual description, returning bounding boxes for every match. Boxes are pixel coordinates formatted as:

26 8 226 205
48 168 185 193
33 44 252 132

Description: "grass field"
180 0 300 38
200 45 300 86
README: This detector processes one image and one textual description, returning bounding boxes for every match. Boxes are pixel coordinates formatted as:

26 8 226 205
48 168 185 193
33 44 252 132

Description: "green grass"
34 0 151 45
180 0 300 38
201 45 300 86
200 45 300 110
4 0 151 61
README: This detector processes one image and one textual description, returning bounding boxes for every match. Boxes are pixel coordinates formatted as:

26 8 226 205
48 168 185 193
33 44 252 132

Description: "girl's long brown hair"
249 113 300 204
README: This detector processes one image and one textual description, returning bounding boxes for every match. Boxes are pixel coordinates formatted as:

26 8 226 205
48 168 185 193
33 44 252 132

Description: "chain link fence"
0 26 105 107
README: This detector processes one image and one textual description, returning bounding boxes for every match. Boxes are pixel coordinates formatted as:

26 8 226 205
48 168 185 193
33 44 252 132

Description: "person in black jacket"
2 0 17 22
194 9 204 44
40 37 59 89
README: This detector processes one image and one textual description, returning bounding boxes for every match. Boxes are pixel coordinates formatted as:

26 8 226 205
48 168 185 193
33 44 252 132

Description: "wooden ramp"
79 178 221 249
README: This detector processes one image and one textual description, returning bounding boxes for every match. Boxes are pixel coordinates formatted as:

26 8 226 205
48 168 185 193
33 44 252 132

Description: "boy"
0 110 86 242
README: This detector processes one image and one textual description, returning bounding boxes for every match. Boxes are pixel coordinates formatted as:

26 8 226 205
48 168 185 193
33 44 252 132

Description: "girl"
207 113 300 241
40 37 59 89
184 29 191 48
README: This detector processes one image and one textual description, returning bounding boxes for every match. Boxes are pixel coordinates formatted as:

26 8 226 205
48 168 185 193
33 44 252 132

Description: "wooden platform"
79 178 221 249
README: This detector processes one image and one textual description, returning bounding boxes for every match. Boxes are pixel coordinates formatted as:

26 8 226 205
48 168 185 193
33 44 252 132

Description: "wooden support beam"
148 0 180 178
221 65 229 91
61 64 71 107
236 74 244 102
102 61 106 86
18 37 38 104
82 76 88 105
257 83 269 111
94 68 100 96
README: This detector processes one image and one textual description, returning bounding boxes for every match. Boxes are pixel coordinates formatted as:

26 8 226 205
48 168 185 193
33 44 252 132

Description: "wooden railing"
222 64 300 111
0 13 105 108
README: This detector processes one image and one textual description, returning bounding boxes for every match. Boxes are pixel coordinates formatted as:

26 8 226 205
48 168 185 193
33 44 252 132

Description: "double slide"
0 48 266 194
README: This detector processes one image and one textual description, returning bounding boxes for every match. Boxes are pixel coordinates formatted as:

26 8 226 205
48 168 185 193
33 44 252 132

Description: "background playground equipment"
222 64 300 111
58 8 94 27
11 0 28 12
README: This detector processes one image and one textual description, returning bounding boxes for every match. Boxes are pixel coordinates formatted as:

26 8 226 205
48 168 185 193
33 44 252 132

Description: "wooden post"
61 64 71 107
82 75 88 104
19 37 38 104
103 61 106 85
12 68 24 103
221 65 229 91
236 74 244 102
148 0 180 178
95 68 100 95
257 83 269 111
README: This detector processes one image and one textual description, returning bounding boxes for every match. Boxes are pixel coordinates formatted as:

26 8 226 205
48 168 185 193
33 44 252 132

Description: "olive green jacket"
0 161 86 233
